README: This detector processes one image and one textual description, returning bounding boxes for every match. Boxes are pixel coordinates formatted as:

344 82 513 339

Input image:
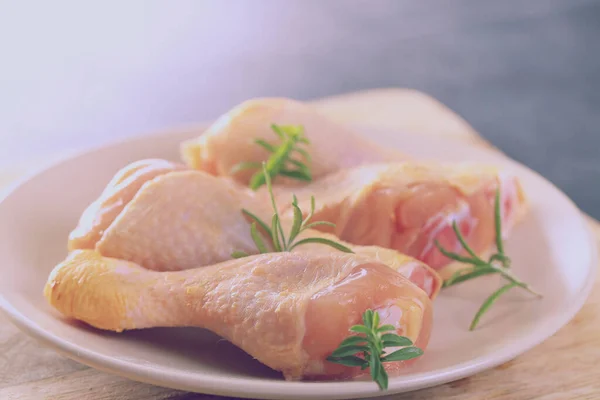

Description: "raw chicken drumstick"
45 250 432 380
176 98 527 279
271 162 527 279
180 98 403 184
68 159 441 299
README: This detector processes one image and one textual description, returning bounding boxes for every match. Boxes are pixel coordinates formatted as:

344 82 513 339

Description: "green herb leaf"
436 188 542 331
248 170 267 191
288 237 354 253
370 351 380 382
377 325 397 333
232 162 352 258
442 267 497 288
261 164 287 249
301 196 316 228
494 189 505 256
271 214 282 252
350 325 371 335
372 310 380 330
338 336 368 347
264 136 295 178
231 251 249 259
375 365 389 390
435 241 482 265
362 309 374 329
279 168 312 181
470 282 518 331
230 161 262 175
242 123 312 190
277 124 307 142
303 221 336 230
288 158 310 171
380 334 412 347
382 347 424 362
270 124 285 139
288 203 303 244
451 221 481 261
254 139 276 153
330 345 370 358
325 355 368 367
328 310 424 391
242 209 272 238
249 222 269 254
294 146 311 162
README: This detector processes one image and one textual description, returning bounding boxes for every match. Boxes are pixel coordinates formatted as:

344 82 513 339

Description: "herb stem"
437 188 542 330
231 124 312 190
264 170 286 249
327 309 424 390
469 282 519 331
492 265 542 297
232 163 353 258
494 189 505 255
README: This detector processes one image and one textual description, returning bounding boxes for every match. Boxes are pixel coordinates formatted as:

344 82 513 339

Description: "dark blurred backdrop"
1 0 598 217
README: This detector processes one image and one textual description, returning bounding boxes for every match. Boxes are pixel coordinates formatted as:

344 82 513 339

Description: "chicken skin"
69 159 187 251
272 163 527 279
180 98 403 185
177 99 527 280
68 159 441 298
45 250 432 380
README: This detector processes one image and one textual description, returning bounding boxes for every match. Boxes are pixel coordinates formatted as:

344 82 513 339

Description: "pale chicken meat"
180 98 403 185
45 250 432 380
272 162 527 279
68 159 441 298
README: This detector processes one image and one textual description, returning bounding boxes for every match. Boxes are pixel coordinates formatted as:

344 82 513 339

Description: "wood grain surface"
1 89 598 400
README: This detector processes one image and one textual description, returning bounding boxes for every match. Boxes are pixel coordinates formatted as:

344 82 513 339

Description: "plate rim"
0 126 597 399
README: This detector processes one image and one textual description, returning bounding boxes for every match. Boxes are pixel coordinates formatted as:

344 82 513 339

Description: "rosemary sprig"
232 163 353 258
327 309 424 390
436 189 542 331
231 124 312 190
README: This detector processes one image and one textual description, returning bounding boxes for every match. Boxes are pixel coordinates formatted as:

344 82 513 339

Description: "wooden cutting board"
1 89 598 400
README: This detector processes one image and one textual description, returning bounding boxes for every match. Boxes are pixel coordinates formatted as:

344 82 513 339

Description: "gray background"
1 0 598 217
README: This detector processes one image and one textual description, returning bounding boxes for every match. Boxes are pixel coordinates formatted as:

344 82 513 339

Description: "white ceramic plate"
0 126 596 400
